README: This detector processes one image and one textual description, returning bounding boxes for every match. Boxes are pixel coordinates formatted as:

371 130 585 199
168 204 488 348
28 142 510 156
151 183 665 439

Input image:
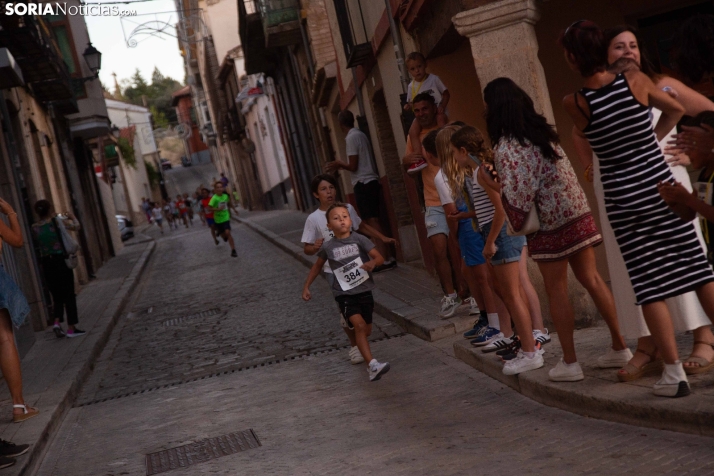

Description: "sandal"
12 404 39 423
684 341 714 375
617 348 663 382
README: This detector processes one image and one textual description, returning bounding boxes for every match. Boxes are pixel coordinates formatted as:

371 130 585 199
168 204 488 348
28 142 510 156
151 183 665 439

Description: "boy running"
302 202 391 382
208 181 239 257
151 202 164 234
201 188 218 244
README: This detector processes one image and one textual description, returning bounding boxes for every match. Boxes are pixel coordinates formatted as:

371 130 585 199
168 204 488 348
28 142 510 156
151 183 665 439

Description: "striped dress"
579 73 714 305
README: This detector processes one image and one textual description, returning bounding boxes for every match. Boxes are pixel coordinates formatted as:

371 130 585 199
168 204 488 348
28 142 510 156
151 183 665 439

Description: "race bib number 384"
334 257 369 291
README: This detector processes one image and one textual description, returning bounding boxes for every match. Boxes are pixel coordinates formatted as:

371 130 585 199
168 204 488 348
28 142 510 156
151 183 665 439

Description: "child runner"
184 193 195 226
302 202 391 381
403 52 450 174
193 192 205 226
302 174 398 365
176 194 189 228
449 125 543 375
209 181 239 257
169 199 179 229
151 202 164 234
201 188 218 244
162 200 175 230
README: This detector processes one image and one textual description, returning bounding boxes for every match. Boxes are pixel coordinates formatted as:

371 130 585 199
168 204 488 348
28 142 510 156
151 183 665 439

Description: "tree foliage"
121 67 183 125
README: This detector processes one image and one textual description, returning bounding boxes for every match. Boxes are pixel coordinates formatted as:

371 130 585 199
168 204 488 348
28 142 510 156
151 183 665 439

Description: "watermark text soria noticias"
4 3 137 16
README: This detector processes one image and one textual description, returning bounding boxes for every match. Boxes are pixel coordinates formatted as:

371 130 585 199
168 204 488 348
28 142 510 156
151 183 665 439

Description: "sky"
84 0 185 91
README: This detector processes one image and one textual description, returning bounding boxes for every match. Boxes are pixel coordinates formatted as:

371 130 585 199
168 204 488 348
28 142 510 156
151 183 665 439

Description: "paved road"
35 168 714 476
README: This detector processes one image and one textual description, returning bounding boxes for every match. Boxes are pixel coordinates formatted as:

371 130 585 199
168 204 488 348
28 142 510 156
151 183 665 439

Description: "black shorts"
215 221 231 234
335 292 374 329
354 180 381 220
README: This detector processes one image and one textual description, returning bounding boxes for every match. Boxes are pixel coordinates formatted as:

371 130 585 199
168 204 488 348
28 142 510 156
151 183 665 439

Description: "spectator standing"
325 110 396 272
31 200 86 338
0 197 40 432
401 93 464 317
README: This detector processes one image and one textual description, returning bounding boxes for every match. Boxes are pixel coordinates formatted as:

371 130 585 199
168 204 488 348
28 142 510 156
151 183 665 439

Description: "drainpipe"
385 0 408 94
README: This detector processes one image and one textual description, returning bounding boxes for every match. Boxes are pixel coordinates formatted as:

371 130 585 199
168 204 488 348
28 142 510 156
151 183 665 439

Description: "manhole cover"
145 429 261 475
162 308 221 326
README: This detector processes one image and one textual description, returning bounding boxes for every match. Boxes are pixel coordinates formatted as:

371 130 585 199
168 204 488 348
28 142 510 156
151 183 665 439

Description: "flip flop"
684 341 714 375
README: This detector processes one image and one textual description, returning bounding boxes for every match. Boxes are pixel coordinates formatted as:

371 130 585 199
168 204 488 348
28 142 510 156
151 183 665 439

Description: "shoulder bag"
53 217 79 269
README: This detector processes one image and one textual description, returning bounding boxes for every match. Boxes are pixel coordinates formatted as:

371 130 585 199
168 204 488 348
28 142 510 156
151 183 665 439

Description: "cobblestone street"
35 216 714 475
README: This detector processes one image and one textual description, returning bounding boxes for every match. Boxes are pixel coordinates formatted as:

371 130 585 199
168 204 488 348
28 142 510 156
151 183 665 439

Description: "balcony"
259 0 301 48
239 0 275 75
0 15 77 112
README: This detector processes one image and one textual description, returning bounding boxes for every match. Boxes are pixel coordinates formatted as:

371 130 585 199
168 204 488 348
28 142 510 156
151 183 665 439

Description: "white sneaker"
439 295 460 318
503 352 544 375
548 359 584 382
463 297 480 316
482 335 513 353
596 347 633 369
653 361 691 398
368 360 390 381
533 328 551 345
349 346 365 365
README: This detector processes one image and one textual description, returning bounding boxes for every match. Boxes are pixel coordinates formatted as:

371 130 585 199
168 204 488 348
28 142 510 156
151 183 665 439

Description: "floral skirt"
0 264 30 328
526 213 603 262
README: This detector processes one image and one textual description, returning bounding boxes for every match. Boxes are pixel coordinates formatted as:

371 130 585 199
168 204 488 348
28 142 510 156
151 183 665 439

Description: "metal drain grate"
146 429 261 475
162 308 221 326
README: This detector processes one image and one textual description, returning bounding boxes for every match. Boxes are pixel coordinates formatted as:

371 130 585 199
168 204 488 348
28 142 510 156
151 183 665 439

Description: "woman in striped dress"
561 20 714 397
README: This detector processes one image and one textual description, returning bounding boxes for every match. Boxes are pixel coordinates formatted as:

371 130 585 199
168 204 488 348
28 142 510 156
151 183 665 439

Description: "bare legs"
429 234 455 295
0 310 28 414
349 314 373 362
537 259 577 363
490 262 535 353
519 247 544 332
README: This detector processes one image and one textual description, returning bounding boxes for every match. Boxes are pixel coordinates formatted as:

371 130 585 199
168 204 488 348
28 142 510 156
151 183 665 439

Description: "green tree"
120 67 183 125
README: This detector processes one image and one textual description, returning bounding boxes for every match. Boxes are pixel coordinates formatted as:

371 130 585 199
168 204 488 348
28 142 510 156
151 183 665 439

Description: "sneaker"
0 456 15 470
548 359 584 382
533 328 551 346
596 347 633 369
407 159 428 174
349 346 365 365
463 319 488 339
653 362 691 398
503 352 544 375
231 249 238 258
373 260 397 273
52 325 65 339
501 340 541 362
482 335 513 353
65 328 86 338
470 327 501 347
496 336 521 357
0 440 29 458
463 297 480 316
368 360 390 381
439 295 461 318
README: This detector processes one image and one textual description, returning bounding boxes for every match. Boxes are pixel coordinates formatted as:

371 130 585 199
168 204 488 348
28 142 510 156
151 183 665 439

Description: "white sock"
523 351 536 358
448 292 458 299
369 359 377 366
487 313 500 330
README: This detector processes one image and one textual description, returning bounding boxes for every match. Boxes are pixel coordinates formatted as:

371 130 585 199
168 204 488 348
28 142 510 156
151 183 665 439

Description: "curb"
16 242 156 476
234 216 475 342
453 340 714 437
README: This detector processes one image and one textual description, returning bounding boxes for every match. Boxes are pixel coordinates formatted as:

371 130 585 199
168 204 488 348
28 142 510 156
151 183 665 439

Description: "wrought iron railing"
258 0 299 27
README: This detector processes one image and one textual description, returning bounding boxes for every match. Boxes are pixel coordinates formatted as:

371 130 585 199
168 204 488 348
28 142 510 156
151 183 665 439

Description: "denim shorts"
0 263 30 328
424 206 449 238
480 221 525 265
458 220 486 266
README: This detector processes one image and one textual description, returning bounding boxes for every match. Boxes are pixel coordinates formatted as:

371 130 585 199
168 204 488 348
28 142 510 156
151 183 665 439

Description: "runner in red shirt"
200 188 219 245
175 194 189 228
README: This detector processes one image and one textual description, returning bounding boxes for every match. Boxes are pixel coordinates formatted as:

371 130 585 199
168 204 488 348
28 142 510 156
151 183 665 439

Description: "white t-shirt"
434 169 454 206
471 168 495 227
408 74 447 106
345 128 379 186
301 204 363 273
152 207 163 220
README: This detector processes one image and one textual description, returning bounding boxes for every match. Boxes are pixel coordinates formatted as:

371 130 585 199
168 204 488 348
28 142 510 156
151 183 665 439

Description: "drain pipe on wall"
385 0 409 94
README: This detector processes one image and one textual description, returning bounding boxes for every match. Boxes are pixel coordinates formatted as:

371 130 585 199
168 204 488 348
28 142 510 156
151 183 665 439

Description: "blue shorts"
424 206 449 238
480 222 525 265
206 218 215 226
458 220 486 266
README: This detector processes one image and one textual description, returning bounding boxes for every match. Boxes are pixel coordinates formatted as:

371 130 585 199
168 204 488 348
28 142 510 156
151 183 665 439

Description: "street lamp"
76 42 102 83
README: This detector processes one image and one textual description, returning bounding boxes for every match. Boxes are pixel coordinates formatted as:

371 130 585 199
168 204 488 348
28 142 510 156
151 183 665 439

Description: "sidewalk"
237 209 714 437
0 241 155 475
235 209 476 341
